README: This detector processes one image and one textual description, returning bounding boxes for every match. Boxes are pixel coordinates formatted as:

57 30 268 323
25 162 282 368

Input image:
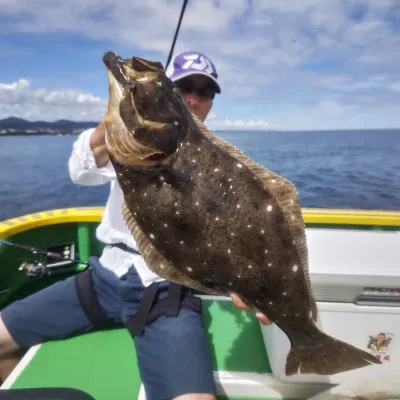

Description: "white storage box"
260 228 400 384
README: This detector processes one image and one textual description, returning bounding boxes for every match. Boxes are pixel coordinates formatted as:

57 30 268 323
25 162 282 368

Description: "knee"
0 313 20 357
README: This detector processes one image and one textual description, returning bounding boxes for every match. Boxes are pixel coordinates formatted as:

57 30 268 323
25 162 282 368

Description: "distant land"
0 117 99 136
0 117 399 136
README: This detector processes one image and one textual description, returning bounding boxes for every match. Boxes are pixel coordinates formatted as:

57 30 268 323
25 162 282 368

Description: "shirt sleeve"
68 127 116 186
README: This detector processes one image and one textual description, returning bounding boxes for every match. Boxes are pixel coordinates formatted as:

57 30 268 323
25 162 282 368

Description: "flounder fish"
102 51 381 376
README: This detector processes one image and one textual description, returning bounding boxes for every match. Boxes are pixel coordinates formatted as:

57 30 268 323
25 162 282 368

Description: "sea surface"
0 129 399 222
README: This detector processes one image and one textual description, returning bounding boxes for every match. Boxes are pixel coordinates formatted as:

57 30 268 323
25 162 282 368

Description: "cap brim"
170 71 221 94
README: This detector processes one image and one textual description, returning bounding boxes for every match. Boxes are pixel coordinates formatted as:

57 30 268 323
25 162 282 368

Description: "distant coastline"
0 116 399 136
0 116 98 137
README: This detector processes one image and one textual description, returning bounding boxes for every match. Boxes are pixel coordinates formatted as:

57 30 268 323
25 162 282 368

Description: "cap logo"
182 54 214 74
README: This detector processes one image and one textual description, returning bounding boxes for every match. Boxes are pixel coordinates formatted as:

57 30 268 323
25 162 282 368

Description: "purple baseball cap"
166 51 221 94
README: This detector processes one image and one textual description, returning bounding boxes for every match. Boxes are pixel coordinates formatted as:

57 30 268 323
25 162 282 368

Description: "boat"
1 206 399 399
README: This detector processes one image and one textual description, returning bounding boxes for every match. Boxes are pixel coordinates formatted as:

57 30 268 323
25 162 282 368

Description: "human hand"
230 292 272 326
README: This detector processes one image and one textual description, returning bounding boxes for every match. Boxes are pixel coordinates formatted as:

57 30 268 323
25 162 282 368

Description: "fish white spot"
134 212 137 216
195 201 199 206
266 205 273 212
237 163 242 168
227 249 231 254
214 168 219 172
230 232 235 236
296 313 299 317
309 311 313 319
144 192 147 197
235 204 241 209
180 240 184 245
282 292 287 296
269 301 273 305
229 282 233 286
186 142 190 146
198 172 202 176
237 274 241 278
271 179 276 183
196 248 199 251
203 262 207 265
215 217 220 221
291 215 295 220
186 267 193 272
292 240 296 245
164 223 168 227
174 202 178 206
264 249 268 254
229 185 233 190
208 243 212 247
197 147 201 151
149 234 155 239
292 264 299 272
290 200 294 205
192 159 196 163
160 264 165 269
283 313 286 317
159 176 165 181
118 173 123 177
228 178 232 182
260 229 265 234
268 263 272 267
247 224 252 228
248 265 252 269
175 211 180 215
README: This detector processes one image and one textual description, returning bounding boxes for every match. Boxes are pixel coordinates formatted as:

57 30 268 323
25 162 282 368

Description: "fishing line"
165 0 189 70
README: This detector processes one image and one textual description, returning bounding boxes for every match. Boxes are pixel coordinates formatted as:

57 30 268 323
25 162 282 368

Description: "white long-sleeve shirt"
68 127 165 286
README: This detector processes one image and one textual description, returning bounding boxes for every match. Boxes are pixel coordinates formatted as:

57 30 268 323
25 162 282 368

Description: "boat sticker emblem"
367 332 394 362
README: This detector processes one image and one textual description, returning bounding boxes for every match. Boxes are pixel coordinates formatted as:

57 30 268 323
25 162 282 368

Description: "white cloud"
0 79 106 121
0 0 399 129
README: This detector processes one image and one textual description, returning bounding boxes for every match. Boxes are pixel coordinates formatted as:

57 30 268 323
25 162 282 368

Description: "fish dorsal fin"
190 112 316 318
121 197 224 296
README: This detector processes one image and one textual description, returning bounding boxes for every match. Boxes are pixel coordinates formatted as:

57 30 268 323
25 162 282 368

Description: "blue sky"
0 0 399 130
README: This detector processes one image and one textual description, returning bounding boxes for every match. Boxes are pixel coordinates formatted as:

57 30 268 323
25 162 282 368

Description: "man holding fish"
0 51 270 400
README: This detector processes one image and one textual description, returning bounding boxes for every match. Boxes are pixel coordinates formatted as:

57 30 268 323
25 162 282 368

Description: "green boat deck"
4 299 278 399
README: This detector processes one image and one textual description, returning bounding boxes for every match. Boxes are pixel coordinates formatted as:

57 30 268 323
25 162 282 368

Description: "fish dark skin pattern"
102 51 382 377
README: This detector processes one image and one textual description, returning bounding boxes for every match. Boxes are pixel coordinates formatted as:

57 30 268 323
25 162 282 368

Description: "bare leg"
0 313 23 383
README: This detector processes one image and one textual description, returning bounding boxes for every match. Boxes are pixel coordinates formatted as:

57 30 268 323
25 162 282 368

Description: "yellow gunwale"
0 207 399 239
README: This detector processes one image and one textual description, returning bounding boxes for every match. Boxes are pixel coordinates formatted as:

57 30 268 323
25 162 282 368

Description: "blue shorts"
1 257 216 399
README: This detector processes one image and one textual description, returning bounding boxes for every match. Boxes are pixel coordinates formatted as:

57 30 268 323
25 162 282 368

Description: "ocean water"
0 129 399 222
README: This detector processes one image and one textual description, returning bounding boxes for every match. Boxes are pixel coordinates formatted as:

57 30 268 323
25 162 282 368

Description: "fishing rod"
165 0 189 70
0 239 90 277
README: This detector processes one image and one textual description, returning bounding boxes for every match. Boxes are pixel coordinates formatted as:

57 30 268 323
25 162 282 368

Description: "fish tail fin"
286 325 381 376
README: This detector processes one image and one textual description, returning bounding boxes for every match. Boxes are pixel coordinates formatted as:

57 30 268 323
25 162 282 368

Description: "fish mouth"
103 52 169 165
103 51 164 92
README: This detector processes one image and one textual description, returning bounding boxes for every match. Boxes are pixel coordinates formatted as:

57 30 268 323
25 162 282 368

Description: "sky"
0 0 399 131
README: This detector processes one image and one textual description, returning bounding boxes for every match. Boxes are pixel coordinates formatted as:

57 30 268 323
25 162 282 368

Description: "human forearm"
90 121 110 168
